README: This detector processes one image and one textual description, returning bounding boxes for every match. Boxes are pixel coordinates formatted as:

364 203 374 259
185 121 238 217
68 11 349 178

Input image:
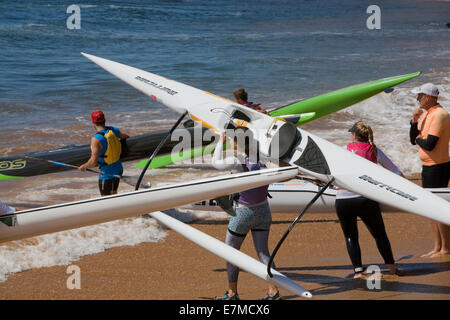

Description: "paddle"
267 177 335 278
20 156 151 189
134 111 188 190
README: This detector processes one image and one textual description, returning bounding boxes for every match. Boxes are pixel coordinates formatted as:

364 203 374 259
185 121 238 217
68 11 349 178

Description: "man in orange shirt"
410 83 450 258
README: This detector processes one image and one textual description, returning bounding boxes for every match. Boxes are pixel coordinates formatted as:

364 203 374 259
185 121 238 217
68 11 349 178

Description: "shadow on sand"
212 261 450 299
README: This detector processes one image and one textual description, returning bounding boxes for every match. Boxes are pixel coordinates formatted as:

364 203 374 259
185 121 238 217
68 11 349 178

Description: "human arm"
79 137 102 171
118 130 129 140
415 135 439 151
211 133 242 171
409 108 423 145
409 121 420 145
415 110 447 151
257 106 270 115
376 148 404 176
0 201 15 215
253 104 269 115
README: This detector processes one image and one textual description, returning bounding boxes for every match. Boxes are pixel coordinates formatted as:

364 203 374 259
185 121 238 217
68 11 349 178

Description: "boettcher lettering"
359 175 418 201
135 75 178 96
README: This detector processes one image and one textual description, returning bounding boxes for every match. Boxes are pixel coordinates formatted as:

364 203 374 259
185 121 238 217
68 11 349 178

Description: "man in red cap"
79 110 129 196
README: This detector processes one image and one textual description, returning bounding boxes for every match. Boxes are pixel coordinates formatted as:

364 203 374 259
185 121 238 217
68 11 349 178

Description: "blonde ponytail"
353 121 377 159
366 124 377 159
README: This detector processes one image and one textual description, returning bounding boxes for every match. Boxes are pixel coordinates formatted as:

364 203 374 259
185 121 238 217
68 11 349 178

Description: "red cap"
91 110 105 123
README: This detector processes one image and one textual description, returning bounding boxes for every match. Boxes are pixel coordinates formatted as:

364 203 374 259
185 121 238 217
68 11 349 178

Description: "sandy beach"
0 210 449 300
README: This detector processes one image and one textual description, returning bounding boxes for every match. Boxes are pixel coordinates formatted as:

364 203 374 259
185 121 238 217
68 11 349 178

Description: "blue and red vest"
93 126 123 180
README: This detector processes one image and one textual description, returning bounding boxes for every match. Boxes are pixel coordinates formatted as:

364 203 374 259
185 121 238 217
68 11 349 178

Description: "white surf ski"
150 211 312 298
0 166 299 243
183 180 450 213
82 53 450 225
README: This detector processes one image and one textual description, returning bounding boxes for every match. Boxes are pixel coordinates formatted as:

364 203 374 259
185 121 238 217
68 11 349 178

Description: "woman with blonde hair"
336 121 404 278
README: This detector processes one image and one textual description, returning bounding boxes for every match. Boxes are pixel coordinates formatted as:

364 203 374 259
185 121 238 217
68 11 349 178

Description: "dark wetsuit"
335 197 395 272
335 142 398 273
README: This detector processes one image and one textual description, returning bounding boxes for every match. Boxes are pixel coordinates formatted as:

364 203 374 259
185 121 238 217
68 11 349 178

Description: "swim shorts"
228 201 272 236
422 161 450 188
98 177 120 196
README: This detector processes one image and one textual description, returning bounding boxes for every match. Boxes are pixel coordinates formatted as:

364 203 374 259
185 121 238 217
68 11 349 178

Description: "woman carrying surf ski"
335 121 404 278
212 129 280 300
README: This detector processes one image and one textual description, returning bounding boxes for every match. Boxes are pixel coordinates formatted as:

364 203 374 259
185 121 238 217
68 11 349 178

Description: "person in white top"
335 121 404 278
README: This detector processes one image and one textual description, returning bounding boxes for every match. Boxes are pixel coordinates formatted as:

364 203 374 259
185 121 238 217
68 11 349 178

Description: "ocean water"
0 0 449 281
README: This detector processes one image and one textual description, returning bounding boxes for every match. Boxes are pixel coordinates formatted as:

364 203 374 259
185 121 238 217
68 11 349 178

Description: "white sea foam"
78 4 98 9
0 216 166 282
0 208 227 282
0 163 230 282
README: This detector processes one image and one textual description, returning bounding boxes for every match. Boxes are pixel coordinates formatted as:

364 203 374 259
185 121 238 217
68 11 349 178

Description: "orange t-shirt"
417 104 450 166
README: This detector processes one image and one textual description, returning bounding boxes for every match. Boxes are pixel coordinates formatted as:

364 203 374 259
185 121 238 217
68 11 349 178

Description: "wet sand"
0 211 449 300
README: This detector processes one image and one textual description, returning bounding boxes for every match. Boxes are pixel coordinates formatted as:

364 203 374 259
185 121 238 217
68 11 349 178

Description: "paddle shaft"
23 157 100 173
134 111 188 190
21 156 149 189
267 177 335 278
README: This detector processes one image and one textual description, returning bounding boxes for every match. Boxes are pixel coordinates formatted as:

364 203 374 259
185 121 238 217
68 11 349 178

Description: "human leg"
335 198 363 276
421 163 450 257
358 199 402 275
432 162 450 257
245 202 279 299
224 229 246 297
251 229 279 298
358 199 395 264
217 204 257 299
110 177 120 195
430 223 450 257
98 177 120 196
421 222 442 257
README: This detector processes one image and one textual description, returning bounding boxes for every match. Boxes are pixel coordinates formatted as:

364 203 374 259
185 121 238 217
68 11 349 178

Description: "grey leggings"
225 229 275 283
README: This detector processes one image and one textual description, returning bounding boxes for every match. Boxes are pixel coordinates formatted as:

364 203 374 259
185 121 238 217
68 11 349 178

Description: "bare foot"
353 272 365 279
420 250 440 258
387 265 405 276
429 250 450 258
390 268 405 276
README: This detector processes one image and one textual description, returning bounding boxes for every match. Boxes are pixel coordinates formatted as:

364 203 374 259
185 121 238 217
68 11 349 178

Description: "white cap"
412 83 439 97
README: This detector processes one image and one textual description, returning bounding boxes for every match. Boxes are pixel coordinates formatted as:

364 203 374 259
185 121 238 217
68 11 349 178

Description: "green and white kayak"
2 72 420 177
269 72 421 125
134 73 421 168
